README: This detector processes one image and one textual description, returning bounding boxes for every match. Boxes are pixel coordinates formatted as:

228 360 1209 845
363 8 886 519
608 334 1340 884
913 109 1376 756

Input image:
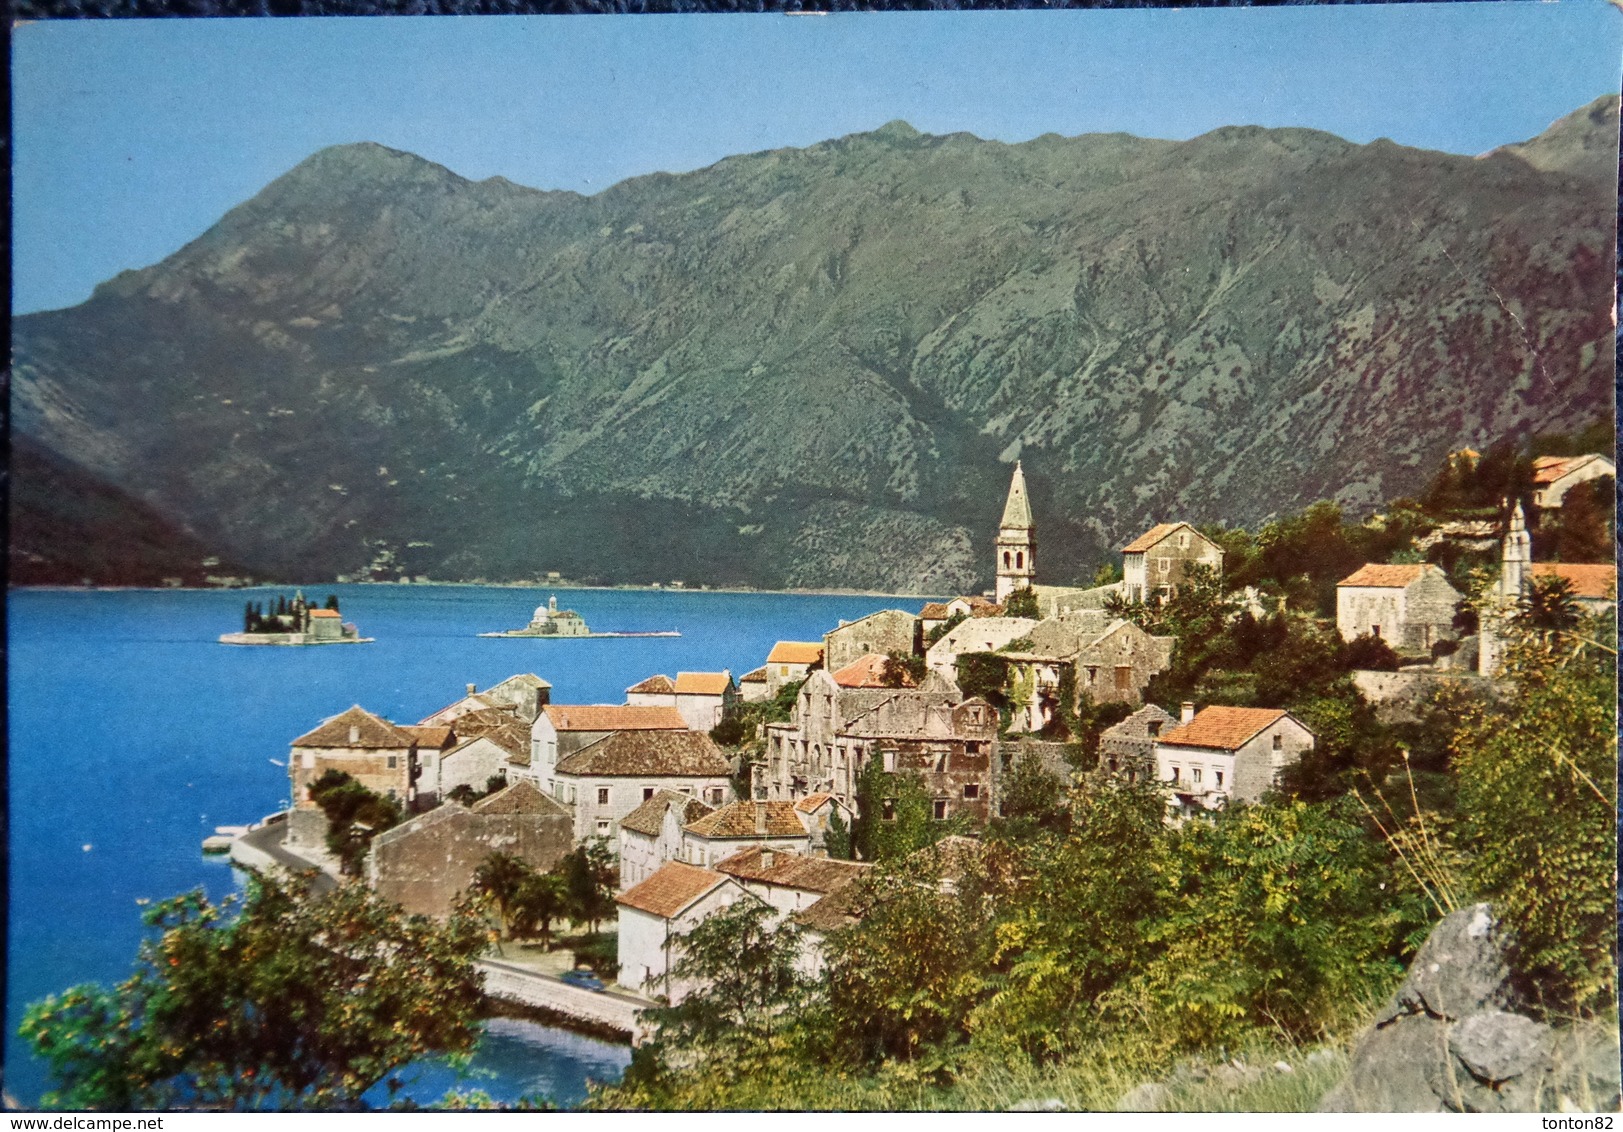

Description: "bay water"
5 584 922 1108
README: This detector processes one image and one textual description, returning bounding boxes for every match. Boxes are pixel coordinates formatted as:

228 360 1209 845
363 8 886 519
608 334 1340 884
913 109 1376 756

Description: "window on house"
881 798 896 821
710 787 724 804
597 787 610 805
569 785 578 804
1272 734 1283 751
596 820 610 835
386 755 398 769
1016 551 1023 569
1147 721 1162 737
882 750 896 772
1003 551 1011 568
933 800 948 820
1192 768 1202 784
643 787 656 801
966 741 982 755
1179 533 1190 548
1215 771 1224 788
1371 624 1381 638
1115 666 1132 691
963 784 980 799
1158 558 1170 574
1170 766 1180 783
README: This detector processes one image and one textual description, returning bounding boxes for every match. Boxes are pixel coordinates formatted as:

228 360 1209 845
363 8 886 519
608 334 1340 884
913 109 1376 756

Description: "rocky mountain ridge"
12 96 1618 590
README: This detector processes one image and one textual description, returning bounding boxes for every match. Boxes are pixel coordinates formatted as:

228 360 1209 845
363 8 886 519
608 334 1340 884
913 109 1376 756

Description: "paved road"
234 822 338 895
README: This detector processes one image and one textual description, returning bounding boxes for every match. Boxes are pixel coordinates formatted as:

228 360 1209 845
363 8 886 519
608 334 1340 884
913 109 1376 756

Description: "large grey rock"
1320 904 1622 1113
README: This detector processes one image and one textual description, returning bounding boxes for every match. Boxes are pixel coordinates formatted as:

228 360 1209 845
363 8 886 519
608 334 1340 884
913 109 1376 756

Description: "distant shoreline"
10 580 955 600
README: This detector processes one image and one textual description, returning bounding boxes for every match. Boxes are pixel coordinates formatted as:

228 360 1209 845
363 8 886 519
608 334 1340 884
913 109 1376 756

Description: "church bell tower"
995 461 1036 602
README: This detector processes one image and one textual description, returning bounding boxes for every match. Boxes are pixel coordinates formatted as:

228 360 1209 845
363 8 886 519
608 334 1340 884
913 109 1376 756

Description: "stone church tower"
995 461 1036 602
1480 498 1532 675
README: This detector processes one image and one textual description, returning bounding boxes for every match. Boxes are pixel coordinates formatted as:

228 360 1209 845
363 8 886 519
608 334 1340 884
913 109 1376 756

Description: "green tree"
1451 618 1617 1010
510 871 570 948
1518 574 1581 636
324 594 341 612
307 771 402 875
925 612 967 646
881 650 925 688
20 875 486 1111
562 840 617 935
471 852 534 940
991 748 1069 838
955 653 1008 710
825 806 853 860
1002 587 1040 619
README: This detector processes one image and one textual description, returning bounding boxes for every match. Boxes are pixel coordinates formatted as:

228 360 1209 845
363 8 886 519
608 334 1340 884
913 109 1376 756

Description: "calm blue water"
6 584 924 1108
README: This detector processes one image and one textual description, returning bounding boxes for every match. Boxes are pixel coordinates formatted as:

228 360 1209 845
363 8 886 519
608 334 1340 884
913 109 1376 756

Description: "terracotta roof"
794 882 867 934
714 847 870 893
555 729 732 778
620 790 715 837
832 653 907 689
767 641 824 665
675 672 732 695
739 666 768 684
402 725 454 750
1158 706 1290 751
683 800 808 840
542 704 688 732
1337 563 1432 588
616 861 733 919
446 707 522 739
309 608 341 619
471 779 570 817
1532 454 1610 484
291 706 416 749
1530 562 1618 600
626 674 676 695
919 602 951 619
795 792 838 813
1121 523 1186 554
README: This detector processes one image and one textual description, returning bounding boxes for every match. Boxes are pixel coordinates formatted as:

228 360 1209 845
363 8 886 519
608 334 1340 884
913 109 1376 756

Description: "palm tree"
471 852 534 942
1519 575 1580 637
512 872 569 948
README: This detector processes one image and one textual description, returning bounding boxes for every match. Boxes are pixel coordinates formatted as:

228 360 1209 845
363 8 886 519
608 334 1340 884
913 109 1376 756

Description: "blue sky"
13 4 1622 314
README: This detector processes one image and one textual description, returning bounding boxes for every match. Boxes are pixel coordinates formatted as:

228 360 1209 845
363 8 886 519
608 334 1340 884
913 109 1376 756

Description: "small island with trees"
219 591 372 646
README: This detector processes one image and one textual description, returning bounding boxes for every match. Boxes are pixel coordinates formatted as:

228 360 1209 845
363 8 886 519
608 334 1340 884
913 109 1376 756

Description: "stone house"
678 799 814 867
527 704 689 786
366 780 572 919
1000 612 1175 732
1153 703 1316 820
1121 523 1225 603
713 846 870 919
793 792 854 853
615 861 755 999
758 669 994 819
420 721 530 808
420 674 551 727
824 610 919 672
287 706 420 848
919 596 1003 638
1530 454 1615 511
764 641 824 698
737 666 770 703
617 790 715 891
925 615 1040 681
1097 703 1178 783
551 729 734 845
1336 563 1462 653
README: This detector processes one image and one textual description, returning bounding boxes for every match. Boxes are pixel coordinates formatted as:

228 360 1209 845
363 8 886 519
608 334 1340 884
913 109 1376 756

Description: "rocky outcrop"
1319 903 1621 1112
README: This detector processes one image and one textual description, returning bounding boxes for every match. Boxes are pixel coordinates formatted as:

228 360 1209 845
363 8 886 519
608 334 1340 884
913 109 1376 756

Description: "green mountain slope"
13 97 1617 591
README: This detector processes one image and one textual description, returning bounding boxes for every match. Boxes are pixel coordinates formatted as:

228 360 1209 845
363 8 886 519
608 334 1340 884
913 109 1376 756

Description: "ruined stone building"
1098 703 1178 782
999 610 1175 732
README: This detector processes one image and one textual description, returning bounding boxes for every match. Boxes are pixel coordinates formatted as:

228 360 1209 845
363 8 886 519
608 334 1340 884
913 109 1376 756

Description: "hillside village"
255 439 1616 1020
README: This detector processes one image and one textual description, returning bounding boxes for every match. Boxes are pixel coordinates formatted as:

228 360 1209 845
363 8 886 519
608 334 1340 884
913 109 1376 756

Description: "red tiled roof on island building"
714 847 870 893
309 608 342 619
831 653 909 689
619 790 715 837
1157 706 1289 752
1121 523 1192 554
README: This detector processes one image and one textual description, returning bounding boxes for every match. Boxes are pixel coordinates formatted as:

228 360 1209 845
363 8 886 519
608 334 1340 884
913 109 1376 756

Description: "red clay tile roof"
626 674 676 694
291 706 416 749
675 672 732 695
1530 562 1618 600
308 608 342 619
402 725 454 750
1337 563 1435 588
555 729 732 778
1531 454 1610 484
794 882 867 934
1158 706 1289 751
739 666 768 684
616 861 733 919
444 721 530 763
542 704 688 732
919 602 951 619
1122 522 1187 554
619 790 715 837
471 779 570 817
767 641 825 665
683 800 808 840
714 847 871 893
795 792 838 813
446 706 522 738
832 653 908 689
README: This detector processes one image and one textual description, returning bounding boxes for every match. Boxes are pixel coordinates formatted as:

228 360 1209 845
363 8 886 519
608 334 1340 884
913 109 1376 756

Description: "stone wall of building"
824 610 918 671
368 805 572 919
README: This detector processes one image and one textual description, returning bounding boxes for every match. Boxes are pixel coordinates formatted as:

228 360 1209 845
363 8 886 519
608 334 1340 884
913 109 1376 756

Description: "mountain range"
12 96 1618 591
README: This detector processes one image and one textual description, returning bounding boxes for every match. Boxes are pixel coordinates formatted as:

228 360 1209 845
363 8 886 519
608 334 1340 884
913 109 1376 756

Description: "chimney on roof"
1181 702 1195 725
467 683 477 695
761 849 775 870
348 724 360 744
754 800 768 835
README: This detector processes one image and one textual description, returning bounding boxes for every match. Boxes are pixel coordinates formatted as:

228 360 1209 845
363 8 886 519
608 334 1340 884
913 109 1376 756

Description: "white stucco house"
615 861 756 1000
617 790 715 891
551 729 734 845
1153 703 1316 820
